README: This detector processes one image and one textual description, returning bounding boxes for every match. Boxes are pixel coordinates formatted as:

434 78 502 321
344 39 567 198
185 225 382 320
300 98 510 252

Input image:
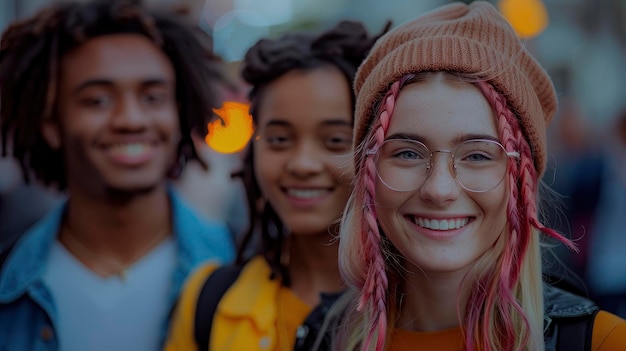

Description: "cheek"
157 110 180 135
478 181 510 239
329 155 354 187
374 179 407 211
373 179 409 235
253 149 282 196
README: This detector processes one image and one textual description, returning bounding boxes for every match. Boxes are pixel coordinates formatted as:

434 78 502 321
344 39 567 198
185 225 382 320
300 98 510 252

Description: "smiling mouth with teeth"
285 188 330 199
109 142 152 155
412 217 470 231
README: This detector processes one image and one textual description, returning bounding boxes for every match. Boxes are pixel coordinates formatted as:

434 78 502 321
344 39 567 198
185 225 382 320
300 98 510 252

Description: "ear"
41 119 61 149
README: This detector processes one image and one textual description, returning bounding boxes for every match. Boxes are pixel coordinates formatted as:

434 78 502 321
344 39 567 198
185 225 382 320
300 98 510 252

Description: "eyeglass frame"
365 138 520 193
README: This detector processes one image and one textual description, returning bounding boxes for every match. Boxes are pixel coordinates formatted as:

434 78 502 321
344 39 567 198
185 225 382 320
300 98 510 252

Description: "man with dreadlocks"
0 0 235 350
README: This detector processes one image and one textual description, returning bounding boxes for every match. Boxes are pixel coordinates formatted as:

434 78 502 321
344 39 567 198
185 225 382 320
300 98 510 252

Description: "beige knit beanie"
354 1 556 175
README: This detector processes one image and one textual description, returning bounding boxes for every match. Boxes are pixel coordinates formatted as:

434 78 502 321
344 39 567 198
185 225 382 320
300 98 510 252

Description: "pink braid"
467 81 576 351
476 81 575 249
485 81 529 351
358 80 403 351
460 81 528 351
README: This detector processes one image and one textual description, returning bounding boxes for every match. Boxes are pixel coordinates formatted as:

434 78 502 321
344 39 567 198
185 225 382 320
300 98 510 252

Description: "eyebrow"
263 119 353 128
321 119 353 127
385 132 500 145
72 78 173 95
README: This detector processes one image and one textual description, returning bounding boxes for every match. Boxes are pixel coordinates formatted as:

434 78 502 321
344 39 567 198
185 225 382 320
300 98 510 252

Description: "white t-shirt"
43 237 176 351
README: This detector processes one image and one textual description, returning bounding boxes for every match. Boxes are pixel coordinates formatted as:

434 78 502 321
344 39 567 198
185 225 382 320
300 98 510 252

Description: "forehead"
257 67 353 130
60 34 175 87
388 77 497 143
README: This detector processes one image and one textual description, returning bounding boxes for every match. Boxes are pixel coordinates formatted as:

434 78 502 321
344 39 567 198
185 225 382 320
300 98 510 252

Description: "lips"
411 216 470 230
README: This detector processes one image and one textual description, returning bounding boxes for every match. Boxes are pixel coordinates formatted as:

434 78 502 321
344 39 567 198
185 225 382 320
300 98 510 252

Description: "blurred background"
2 0 624 147
1 0 626 315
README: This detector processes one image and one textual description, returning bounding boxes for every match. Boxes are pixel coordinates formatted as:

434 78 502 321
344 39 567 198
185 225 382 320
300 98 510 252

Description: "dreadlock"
235 20 390 286
0 0 226 189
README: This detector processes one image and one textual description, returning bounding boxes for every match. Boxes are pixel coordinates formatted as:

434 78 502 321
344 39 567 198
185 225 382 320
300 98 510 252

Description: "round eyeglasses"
368 139 520 193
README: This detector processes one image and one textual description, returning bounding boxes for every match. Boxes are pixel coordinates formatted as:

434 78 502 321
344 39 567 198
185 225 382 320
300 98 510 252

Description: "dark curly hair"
0 0 226 189
237 20 390 285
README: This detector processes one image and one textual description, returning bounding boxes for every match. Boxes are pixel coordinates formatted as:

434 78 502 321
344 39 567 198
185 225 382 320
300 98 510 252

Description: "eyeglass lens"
374 139 511 192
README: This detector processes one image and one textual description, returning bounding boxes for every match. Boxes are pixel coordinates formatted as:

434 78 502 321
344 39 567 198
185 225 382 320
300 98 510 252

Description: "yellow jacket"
165 256 283 351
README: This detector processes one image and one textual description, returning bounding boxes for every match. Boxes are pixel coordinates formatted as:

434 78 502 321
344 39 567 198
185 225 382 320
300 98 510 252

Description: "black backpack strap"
544 283 600 351
555 310 599 351
194 264 243 350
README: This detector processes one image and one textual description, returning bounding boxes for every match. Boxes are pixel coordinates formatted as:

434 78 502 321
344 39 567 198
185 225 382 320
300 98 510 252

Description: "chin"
103 183 162 200
288 222 338 237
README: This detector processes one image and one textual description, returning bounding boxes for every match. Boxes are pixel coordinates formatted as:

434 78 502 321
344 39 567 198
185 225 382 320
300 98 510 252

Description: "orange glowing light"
207 101 254 154
498 0 548 39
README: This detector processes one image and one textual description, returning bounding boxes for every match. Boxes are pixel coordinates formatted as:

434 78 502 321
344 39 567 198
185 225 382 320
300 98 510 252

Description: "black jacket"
544 283 599 351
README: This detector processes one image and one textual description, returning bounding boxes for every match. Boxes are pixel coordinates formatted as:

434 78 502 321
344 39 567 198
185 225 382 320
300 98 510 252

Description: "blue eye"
465 152 492 162
396 150 419 160
394 148 427 161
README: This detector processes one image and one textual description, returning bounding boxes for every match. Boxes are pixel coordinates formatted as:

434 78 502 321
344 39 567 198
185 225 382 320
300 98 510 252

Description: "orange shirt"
388 310 626 351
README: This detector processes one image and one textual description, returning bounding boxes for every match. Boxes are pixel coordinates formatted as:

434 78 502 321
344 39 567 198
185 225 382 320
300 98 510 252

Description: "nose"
110 95 148 131
419 152 460 205
286 141 324 177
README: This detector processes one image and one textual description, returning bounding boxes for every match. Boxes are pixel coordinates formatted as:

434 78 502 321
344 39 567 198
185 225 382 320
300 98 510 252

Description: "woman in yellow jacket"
165 20 388 351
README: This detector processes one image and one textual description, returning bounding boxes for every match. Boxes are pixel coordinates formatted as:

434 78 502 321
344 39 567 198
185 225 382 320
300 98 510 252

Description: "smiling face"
374 74 509 275
254 67 354 236
47 34 179 197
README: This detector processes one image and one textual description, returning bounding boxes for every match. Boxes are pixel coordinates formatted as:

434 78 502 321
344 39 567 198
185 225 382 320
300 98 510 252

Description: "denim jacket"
0 188 235 351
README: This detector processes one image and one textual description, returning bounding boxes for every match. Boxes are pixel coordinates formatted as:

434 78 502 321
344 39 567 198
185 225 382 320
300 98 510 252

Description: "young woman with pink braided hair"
326 2 626 351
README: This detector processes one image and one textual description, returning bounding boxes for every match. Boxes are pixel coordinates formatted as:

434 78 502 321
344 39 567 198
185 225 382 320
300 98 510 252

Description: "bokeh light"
498 0 548 39
206 101 254 154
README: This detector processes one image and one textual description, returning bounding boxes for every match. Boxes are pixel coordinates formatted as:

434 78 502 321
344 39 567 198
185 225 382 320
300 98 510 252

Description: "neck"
287 232 343 306
61 183 172 264
397 267 470 332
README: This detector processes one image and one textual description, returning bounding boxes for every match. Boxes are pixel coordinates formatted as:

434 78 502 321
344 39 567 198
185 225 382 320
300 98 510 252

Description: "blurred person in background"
545 101 626 318
583 107 626 318
0 0 235 350
0 156 62 252
165 19 388 351
174 131 249 246
541 98 602 296
174 75 251 246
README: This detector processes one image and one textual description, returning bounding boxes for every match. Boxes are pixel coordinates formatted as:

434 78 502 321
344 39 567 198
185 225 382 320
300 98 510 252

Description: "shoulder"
164 262 220 350
182 256 271 311
215 257 280 320
175 262 222 321
169 187 235 263
220 257 275 301
0 202 66 299
592 310 626 351
169 186 230 238
544 283 598 318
